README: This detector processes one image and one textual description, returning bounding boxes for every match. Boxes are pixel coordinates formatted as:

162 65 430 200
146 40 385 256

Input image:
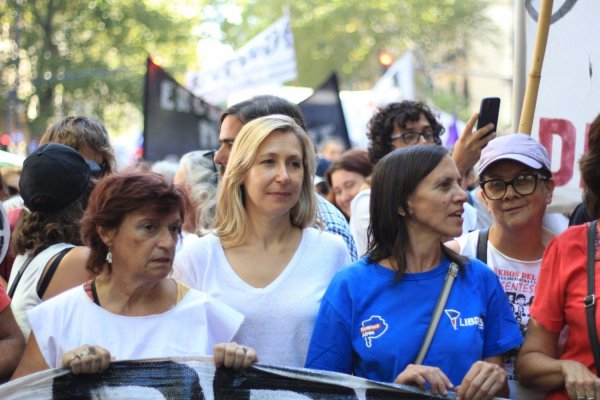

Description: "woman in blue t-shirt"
306 145 522 399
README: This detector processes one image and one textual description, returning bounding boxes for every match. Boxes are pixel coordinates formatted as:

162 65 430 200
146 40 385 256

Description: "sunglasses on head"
201 150 217 173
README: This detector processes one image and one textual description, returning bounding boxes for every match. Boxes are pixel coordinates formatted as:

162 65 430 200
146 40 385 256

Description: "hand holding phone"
477 97 500 139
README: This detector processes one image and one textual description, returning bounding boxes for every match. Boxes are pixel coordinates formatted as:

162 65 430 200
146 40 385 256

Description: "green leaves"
216 0 493 96
1 0 200 137
0 0 496 138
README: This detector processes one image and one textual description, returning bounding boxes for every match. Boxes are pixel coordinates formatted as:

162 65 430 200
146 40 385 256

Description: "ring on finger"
237 346 247 354
79 350 89 358
88 346 97 355
69 354 81 365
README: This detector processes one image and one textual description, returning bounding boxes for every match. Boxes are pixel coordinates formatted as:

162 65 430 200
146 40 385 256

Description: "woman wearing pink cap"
449 133 555 399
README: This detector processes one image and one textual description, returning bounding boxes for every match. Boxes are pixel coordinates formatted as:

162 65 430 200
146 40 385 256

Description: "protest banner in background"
143 58 222 162
0 358 460 399
186 16 298 105
299 73 352 150
525 0 599 211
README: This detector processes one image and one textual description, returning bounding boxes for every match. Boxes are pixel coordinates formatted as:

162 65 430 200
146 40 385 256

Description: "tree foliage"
0 0 200 138
210 0 496 111
0 0 498 140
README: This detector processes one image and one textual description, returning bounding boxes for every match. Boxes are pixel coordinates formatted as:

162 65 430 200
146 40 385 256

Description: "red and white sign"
525 0 599 210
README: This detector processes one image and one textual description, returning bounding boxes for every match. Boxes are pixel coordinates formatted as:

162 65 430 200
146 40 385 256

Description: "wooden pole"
518 0 553 135
512 1 526 133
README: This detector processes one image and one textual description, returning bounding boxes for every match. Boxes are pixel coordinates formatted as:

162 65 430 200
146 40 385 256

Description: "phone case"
477 97 501 135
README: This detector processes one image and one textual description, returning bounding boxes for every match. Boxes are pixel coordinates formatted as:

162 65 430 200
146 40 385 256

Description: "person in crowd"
448 133 555 399
151 158 180 184
39 116 115 177
517 112 600 400
213 94 357 260
1 165 22 211
173 150 218 243
11 171 257 378
350 101 494 256
0 172 8 201
568 202 592 226
174 115 351 368
317 139 346 182
325 149 373 219
8 143 99 339
306 145 522 399
0 282 24 382
0 115 116 283
319 138 346 162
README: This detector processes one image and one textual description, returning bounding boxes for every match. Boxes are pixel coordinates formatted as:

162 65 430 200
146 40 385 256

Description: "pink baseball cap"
478 133 551 176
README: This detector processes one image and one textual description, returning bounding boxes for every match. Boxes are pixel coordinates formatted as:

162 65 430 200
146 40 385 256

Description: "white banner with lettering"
186 16 297 105
525 0 600 211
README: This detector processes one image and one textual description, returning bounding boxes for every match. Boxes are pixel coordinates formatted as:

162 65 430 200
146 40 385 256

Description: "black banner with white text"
0 358 467 399
143 57 222 162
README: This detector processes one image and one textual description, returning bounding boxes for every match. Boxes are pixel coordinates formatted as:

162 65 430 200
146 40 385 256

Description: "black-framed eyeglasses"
480 173 548 200
390 129 441 145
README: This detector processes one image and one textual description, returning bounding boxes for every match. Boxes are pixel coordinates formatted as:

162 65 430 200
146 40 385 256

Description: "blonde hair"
215 115 317 247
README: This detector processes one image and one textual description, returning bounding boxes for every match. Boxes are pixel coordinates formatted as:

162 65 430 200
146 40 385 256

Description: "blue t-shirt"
305 256 523 386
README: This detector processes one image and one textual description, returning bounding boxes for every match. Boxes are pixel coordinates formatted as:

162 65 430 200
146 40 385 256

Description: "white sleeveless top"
8 242 74 339
28 283 244 368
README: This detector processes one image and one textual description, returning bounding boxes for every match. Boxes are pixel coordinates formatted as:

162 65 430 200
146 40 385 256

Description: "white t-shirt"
350 190 478 258
173 228 351 367
456 229 544 400
9 243 74 339
349 189 370 258
27 283 244 368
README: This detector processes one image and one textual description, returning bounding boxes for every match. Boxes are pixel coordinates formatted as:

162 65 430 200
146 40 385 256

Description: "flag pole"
518 0 553 135
511 1 526 133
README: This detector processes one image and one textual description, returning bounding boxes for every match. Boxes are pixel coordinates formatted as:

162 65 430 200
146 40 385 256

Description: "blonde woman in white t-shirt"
174 115 351 367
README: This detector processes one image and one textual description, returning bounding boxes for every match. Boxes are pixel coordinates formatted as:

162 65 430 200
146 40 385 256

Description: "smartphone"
477 97 500 138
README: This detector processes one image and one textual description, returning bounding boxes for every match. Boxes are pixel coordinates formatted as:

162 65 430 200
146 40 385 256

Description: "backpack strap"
36 247 73 299
476 228 489 264
7 256 34 298
585 220 600 376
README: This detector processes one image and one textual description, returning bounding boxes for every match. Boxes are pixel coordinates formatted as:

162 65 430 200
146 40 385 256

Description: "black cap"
19 143 98 212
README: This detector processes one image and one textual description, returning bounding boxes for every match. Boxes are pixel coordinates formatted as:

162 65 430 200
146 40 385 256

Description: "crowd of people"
0 96 599 400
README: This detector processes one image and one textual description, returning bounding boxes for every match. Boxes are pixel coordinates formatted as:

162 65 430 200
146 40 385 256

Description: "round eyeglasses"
390 129 441 145
480 173 548 200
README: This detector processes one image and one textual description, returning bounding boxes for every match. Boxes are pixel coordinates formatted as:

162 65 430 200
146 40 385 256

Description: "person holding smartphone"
349 100 495 256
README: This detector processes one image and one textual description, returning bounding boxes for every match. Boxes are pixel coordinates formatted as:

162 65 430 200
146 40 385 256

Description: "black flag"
299 73 351 149
143 57 222 162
